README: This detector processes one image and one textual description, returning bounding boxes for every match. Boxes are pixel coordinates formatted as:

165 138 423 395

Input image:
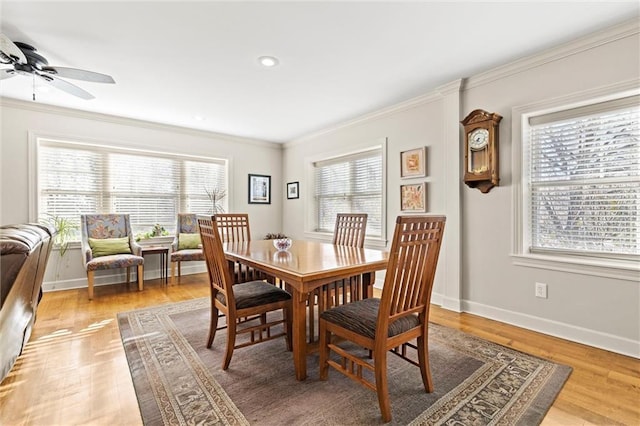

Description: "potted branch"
205 187 227 214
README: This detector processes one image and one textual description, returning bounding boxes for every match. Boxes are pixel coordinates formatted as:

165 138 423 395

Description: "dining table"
223 239 389 380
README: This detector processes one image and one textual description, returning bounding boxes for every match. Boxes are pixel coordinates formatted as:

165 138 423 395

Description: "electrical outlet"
535 282 548 299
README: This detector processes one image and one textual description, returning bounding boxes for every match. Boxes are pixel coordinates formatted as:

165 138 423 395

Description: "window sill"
511 253 639 282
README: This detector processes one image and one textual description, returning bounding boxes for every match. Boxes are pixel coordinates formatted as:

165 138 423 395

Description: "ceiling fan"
0 34 115 100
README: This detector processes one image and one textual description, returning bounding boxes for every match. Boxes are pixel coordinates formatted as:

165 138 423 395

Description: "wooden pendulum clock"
460 109 502 193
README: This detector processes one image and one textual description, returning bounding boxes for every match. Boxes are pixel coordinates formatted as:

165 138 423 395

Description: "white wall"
282 21 640 357
0 101 283 291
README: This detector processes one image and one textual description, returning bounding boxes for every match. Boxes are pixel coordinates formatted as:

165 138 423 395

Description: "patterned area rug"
117 298 571 425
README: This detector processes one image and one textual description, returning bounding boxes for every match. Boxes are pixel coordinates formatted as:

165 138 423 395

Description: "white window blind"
37 139 228 239
183 160 228 214
313 148 383 237
527 95 640 258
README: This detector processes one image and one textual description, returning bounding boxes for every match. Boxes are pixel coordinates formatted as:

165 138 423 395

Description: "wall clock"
460 109 502 193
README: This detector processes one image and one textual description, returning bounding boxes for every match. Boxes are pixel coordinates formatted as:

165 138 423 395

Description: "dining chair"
198 216 292 369
309 213 369 342
170 213 205 285
328 213 369 301
319 215 446 422
80 214 144 300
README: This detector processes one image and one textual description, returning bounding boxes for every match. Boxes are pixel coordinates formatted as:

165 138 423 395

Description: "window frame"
511 82 640 281
29 132 230 243
304 138 387 248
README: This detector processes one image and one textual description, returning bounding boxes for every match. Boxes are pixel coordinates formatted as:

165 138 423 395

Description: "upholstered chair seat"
215 281 291 310
85 254 144 271
319 298 419 339
170 249 204 263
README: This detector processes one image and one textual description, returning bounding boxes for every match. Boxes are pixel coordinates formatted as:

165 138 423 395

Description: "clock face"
469 128 489 150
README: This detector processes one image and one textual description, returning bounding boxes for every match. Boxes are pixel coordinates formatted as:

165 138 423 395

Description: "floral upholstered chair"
170 213 205 284
80 214 144 300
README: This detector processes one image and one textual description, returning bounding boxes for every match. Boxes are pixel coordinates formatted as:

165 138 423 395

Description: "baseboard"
42 263 208 292
459 299 639 359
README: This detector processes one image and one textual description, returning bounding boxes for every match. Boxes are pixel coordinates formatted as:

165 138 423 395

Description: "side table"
141 245 170 284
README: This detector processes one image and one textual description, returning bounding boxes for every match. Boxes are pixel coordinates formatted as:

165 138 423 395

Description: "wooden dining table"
223 239 389 380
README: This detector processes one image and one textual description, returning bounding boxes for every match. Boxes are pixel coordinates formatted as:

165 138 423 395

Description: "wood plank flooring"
0 274 638 425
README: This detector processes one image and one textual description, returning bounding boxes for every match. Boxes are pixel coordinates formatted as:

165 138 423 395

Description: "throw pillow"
89 237 132 257
178 233 201 250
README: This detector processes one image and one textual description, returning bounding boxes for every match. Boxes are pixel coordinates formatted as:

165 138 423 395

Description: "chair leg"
417 335 434 393
137 264 144 291
126 267 131 283
318 321 330 380
177 261 182 282
374 347 392 422
222 320 237 370
207 305 220 348
87 271 95 300
170 261 176 285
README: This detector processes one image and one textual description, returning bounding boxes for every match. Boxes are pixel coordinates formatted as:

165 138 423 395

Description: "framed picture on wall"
287 181 299 199
400 147 427 178
400 183 426 212
248 174 271 204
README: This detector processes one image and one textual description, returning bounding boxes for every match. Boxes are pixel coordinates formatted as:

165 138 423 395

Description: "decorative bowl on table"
273 238 292 252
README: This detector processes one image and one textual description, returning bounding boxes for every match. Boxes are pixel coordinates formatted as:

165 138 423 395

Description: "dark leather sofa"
0 223 56 383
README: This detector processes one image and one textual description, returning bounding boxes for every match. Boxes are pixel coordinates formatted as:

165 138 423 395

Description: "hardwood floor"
0 274 638 425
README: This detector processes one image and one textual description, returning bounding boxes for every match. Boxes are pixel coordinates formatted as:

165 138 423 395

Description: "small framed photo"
287 181 299 199
400 183 426 212
248 174 271 204
400 147 427 178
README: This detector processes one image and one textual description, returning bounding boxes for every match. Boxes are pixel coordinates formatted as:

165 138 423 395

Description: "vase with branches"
205 187 227 214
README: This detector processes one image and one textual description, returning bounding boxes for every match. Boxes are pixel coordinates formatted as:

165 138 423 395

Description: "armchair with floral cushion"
80 214 144 300
170 213 205 284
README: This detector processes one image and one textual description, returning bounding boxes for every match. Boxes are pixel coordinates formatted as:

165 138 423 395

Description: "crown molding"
465 18 639 90
0 97 282 150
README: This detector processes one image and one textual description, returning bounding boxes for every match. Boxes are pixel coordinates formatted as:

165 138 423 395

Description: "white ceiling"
1 1 638 143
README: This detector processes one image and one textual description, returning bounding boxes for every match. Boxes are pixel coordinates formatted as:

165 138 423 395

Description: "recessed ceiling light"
258 56 279 67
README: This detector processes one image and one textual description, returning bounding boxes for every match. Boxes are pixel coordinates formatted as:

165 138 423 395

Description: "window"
37 138 228 240
312 146 384 238
524 95 639 260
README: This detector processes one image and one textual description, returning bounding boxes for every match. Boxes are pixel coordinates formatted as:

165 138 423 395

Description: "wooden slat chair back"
319 215 446 422
215 213 251 243
198 216 292 369
332 213 368 247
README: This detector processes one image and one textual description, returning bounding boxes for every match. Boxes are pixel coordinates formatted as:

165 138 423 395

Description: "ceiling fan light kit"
0 33 115 101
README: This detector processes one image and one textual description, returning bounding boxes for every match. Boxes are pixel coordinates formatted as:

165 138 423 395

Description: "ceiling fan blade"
41 66 115 83
0 34 27 64
0 69 17 80
36 73 94 100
